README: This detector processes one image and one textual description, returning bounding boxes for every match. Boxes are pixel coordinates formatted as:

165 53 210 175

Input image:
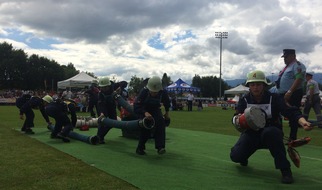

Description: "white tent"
224 84 249 95
57 72 96 89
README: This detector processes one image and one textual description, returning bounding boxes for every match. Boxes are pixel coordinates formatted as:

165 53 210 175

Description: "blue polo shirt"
277 60 306 94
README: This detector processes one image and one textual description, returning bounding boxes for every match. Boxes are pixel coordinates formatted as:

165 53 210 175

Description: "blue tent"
166 78 200 93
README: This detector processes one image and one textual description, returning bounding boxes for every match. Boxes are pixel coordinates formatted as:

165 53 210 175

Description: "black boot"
240 160 248 166
281 168 294 184
25 128 35 134
136 148 146 155
57 133 70 143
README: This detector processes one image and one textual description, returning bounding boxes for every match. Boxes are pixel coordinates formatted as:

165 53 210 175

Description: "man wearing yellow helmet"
230 70 311 184
134 76 171 155
43 95 73 143
96 76 120 144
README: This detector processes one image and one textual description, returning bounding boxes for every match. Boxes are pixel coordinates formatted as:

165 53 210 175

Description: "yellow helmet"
245 70 271 86
98 76 111 87
146 76 163 92
42 95 53 103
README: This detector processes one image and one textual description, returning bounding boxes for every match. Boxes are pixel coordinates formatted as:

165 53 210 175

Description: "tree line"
0 41 229 98
0 42 82 91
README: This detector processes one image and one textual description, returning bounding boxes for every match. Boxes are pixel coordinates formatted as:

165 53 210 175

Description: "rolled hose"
99 116 155 130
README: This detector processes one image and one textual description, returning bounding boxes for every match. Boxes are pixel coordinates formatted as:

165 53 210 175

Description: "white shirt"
187 94 194 101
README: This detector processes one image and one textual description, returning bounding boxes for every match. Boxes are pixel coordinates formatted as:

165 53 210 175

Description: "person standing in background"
303 72 322 127
187 93 194 111
85 80 100 118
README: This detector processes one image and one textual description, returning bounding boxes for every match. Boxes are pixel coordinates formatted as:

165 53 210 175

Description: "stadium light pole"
215 31 228 99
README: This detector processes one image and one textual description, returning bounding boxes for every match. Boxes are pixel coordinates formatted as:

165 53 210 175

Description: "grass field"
1 105 321 189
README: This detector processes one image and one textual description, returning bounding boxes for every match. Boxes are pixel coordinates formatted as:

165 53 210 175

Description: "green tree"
191 75 229 98
0 42 28 89
61 63 79 79
26 55 64 90
128 75 144 96
0 42 80 91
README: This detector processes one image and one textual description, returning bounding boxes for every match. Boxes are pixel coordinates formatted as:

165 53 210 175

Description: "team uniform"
17 95 51 134
45 100 73 142
96 82 118 144
230 91 303 170
134 87 171 154
57 98 78 128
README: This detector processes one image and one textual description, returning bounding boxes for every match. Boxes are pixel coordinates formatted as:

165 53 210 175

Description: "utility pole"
215 32 228 99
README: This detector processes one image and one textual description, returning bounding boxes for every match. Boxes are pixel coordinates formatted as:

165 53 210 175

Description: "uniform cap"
281 49 296 57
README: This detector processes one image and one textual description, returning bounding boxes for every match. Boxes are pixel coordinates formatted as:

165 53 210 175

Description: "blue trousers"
281 89 303 140
230 127 290 169
22 108 35 130
137 109 166 150
45 105 72 137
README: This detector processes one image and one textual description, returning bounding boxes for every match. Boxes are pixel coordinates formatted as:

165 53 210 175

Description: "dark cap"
281 49 296 57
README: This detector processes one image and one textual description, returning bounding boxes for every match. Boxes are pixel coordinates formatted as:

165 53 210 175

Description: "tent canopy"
57 72 96 89
224 84 249 95
166 78 200 93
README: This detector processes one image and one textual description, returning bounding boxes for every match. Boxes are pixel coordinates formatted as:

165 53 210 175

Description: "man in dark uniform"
17 93 51 134
96 76 119 144
55 98 78 129
230 70 311 184
115 81 129 118
134 76 171 155
85 79 100 118
118 81 129 100
43 95 73 143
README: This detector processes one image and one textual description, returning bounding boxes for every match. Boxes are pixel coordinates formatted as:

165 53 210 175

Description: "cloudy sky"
1 0 322 83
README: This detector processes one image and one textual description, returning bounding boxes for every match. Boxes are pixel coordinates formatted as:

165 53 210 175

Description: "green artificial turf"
1 105 322 190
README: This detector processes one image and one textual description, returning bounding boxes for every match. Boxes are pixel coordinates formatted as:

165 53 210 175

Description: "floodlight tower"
215 31 228 99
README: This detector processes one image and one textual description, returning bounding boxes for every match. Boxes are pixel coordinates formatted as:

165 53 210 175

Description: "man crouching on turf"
230 70 312 184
